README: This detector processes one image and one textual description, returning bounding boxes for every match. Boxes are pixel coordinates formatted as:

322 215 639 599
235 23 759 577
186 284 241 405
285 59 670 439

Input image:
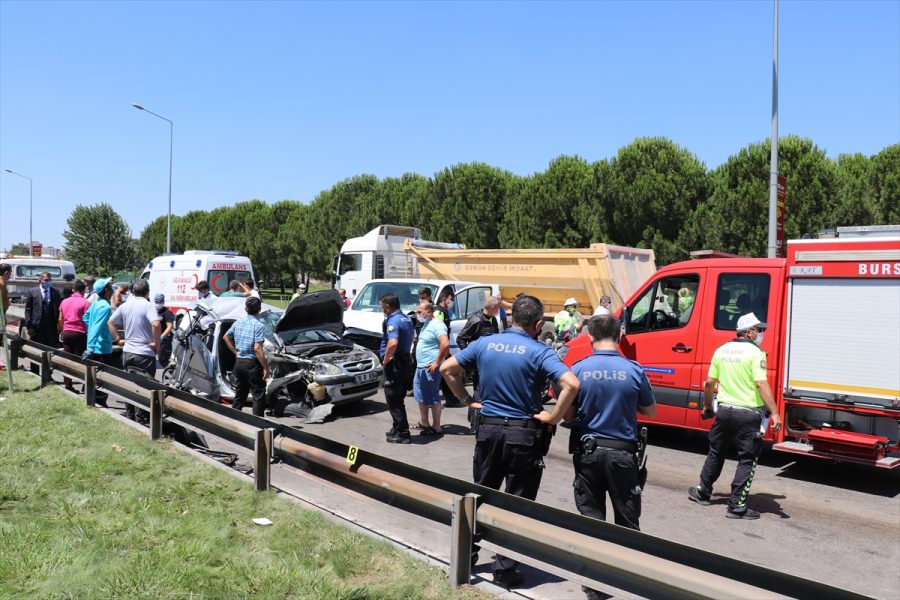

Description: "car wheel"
161 364 178 388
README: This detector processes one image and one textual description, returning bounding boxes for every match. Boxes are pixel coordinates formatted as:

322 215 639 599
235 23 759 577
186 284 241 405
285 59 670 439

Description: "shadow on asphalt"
773 459 900 498
645 425 900 498
332 398 388 418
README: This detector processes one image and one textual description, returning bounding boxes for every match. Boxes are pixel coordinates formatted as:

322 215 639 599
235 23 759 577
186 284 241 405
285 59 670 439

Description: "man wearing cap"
290 282 307 302
441 295 580 587
688 313 782 520
554 297 583 341
154 294 175 366
82 278 116 407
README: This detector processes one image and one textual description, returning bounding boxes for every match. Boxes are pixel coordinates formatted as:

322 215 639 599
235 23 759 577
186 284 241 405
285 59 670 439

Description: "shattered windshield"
277 328 342 346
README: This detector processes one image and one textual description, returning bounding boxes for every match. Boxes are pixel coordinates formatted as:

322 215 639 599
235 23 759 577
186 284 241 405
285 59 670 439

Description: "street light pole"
767 0 779 258
4 169 33 252
132 103 174 254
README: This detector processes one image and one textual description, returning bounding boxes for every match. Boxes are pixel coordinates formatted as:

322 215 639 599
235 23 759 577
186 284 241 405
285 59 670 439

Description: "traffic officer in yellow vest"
553 297 582 341
689 313 782 519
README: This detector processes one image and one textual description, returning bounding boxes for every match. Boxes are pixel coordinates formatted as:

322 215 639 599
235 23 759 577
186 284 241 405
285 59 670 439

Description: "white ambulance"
140 250 255 313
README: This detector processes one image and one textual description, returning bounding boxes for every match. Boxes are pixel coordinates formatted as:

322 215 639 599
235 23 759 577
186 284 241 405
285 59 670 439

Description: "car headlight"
315 363 343 377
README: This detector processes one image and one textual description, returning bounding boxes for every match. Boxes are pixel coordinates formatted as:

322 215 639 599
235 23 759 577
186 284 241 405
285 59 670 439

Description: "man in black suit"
24 271 62 347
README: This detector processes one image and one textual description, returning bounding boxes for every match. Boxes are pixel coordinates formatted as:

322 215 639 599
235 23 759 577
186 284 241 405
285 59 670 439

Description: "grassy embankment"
259 283 331 309
0 372 484 599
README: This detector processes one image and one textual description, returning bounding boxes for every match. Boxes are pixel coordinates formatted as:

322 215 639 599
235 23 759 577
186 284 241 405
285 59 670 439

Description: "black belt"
481 416 538 429
582 437 637 453
719 403 764 414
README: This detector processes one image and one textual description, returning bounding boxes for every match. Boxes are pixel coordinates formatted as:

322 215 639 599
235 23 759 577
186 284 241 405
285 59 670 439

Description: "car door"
448 284 494 354
620 268 704 426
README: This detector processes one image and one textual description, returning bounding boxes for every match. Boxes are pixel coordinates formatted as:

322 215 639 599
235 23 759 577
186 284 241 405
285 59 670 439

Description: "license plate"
354 372 379 384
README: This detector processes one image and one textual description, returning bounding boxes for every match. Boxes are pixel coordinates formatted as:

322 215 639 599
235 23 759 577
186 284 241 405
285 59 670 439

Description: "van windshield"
16 265 62 278
352 282 437 313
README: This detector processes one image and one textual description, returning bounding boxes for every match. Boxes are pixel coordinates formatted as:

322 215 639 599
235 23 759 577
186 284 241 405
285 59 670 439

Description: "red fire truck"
560 225 900 468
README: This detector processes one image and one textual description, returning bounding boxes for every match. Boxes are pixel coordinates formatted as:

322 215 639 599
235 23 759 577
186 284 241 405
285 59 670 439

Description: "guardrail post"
254 428 274 491
9 339 21 372
149 390 165 440
449 493 478 587
85 366 97 407
40 351 52 388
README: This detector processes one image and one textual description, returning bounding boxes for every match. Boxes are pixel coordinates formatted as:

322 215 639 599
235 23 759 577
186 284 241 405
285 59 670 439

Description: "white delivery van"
3 257 77 303
342 278 499 355
140 250 255 313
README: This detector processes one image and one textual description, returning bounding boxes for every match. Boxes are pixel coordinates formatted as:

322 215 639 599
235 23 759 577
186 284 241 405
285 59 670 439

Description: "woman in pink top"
58 279 91 391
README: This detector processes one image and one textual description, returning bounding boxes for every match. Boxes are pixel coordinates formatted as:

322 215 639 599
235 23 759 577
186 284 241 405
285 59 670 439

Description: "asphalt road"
274 390 900 600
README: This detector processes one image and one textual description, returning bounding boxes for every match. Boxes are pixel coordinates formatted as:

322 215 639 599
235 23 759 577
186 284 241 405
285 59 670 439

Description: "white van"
140 250 255 312
3 257 77 303
342 278 499 354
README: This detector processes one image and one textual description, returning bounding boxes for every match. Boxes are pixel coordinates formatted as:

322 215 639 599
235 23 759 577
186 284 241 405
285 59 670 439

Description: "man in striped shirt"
223 297 270 416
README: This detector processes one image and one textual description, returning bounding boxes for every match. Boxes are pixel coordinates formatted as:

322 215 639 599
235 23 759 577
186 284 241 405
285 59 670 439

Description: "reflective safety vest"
554 310 577 336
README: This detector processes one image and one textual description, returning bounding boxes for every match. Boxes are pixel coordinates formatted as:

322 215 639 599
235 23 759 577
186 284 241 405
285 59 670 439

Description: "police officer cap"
564 297 578 307
736 313 767 331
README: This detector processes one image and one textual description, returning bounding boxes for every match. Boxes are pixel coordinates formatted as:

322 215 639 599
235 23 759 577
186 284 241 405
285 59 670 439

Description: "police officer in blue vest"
442 294 580 587
379 293 415 444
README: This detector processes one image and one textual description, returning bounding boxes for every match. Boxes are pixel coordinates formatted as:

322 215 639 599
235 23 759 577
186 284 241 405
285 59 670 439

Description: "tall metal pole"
132 103 174 254
767 0 779 258
166 119 173 255
4 169 33 251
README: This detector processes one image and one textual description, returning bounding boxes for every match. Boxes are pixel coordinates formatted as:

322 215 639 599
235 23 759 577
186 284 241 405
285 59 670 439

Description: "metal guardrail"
2 330 869 600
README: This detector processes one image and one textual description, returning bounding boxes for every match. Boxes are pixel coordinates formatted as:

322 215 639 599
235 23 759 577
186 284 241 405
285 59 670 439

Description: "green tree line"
118 136 897 287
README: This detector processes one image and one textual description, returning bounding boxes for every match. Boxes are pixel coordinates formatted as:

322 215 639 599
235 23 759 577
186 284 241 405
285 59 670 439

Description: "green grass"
260 283 331 309
0 372 486 600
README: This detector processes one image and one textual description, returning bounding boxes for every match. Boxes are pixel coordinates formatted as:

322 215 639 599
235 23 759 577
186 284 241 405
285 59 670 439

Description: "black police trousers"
233 358 266 417
573 447 642 530
383 354 411 433
473 423 544 573
699 404 763 511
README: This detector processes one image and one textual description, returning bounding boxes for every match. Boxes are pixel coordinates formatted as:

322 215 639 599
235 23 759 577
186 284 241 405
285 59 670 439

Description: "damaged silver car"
163 290 383 417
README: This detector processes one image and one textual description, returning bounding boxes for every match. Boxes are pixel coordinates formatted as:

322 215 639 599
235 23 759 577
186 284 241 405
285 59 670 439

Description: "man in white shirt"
593 295 612 316
109 279 160 422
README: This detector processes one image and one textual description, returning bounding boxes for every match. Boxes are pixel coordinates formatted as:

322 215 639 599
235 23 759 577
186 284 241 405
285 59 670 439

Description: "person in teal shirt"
82 278 116 406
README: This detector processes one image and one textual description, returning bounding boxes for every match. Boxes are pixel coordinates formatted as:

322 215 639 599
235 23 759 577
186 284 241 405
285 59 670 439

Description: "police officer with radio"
441 295 580 587
688 313 782 520
380 293 415 444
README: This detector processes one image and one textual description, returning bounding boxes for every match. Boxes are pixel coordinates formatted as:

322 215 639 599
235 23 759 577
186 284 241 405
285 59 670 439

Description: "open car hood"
276 289 344 336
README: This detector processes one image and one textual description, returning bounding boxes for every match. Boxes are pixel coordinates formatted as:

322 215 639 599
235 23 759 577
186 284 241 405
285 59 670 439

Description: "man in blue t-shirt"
566 315 656 531
380 293 415 444
413 301 449 435
442 295 579 588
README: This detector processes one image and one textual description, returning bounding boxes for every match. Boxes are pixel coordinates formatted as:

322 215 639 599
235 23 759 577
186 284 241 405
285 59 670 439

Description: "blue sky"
1 0 898 250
